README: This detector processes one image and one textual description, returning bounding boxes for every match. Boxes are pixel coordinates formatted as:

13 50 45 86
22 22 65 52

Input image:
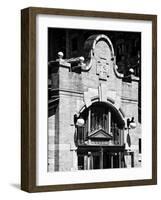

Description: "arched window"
77 102 125 146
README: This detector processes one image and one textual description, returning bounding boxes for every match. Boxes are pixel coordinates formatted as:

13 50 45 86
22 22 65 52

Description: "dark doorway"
92 154 101 169
103 152 111 169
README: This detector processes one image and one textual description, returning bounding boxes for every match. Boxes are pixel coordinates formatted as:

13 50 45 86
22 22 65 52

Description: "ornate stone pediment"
83 34 116 80
88 128 112 140
82 34 115 75
94 39 112 80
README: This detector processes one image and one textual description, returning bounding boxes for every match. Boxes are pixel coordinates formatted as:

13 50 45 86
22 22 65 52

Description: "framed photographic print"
21 7 157 192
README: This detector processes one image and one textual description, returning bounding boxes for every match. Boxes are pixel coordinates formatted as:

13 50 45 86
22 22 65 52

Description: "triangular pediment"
89 128 112 140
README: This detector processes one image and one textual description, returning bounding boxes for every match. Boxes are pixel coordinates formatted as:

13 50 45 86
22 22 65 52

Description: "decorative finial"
58 52 64 60
79 56 85 65
129 68 134 74
79 56 84 62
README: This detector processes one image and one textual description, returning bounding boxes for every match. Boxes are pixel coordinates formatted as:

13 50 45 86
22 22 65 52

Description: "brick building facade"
48 30 141 172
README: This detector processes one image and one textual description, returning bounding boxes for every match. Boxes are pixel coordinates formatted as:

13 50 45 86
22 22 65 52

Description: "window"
77 102 125 145
90 104 109 132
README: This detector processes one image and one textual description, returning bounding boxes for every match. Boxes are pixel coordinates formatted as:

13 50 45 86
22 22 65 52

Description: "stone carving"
94 39 112 80
82 34 115 74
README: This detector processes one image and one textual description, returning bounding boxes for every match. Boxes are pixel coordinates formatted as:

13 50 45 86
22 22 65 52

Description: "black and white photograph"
48 28 142 172
20 7 157 192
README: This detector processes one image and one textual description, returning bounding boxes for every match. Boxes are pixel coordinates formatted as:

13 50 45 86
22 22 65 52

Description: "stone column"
70 146 78 171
